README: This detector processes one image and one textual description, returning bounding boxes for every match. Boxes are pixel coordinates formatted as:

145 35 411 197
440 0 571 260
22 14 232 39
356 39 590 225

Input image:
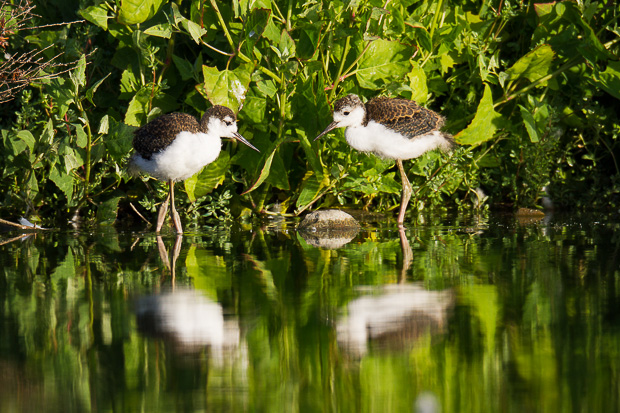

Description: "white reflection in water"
135 289 239 358
337 284 453 356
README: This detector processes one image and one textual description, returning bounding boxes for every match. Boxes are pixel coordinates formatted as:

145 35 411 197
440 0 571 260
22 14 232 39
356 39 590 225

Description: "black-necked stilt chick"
315 94 454 226
130 105 259 233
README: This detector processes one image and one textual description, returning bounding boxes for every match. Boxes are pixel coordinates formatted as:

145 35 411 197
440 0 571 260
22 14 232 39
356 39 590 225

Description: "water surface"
1 213 619 412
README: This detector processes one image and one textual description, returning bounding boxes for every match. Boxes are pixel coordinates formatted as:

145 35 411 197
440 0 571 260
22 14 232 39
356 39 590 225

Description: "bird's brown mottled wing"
133 113 201 160
366 97 445 139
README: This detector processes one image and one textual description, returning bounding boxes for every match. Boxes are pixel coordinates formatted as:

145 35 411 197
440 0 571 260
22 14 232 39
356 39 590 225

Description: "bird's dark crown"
200 105 237 130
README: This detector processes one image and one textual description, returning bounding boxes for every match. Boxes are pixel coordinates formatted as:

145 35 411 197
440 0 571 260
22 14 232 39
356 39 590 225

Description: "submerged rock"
297 209 360 249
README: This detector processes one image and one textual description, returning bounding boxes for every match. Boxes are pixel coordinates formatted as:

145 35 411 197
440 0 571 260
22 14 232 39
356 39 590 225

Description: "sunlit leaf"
455 84 504 146
16 130 35 153
518 105 540 143
70 54 87 89
182 19 207 44
118 0 166 25
296 172 323 211
504 44 555 87
593 61 620 101
144 23 172 38
243 8 271 57
85 73 110 106
74 124 88 148
407 62 428 104
184 151 230 202
80 4 109 30
49 166 74 201
199 63 253 112
356 39 410 90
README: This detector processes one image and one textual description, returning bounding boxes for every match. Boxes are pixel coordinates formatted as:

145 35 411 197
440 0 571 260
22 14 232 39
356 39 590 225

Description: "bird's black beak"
233 132 260 152
314 121 339 141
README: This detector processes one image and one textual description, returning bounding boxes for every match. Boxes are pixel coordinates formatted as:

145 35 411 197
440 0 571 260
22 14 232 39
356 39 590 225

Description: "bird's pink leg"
169 180 183 234
396 159 412 227
156 190 170 233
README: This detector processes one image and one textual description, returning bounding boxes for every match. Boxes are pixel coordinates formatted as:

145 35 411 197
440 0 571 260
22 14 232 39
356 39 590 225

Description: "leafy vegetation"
0 0 619 227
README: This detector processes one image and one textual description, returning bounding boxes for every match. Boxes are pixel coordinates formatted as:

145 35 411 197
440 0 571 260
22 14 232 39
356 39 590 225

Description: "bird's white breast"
345 121 449 160
133 131 221 181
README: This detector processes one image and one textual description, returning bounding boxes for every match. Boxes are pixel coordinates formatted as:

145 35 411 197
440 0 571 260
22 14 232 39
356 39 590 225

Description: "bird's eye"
225 120 233 126
343 111 350 116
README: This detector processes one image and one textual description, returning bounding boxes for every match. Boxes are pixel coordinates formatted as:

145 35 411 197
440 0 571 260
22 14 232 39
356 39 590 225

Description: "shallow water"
0 212 619 412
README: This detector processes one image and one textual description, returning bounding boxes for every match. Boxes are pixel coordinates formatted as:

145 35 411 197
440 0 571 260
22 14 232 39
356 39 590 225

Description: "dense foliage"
0 0 618 227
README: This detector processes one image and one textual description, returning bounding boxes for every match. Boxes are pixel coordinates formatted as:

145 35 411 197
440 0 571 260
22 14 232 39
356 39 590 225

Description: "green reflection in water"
0 214 619 412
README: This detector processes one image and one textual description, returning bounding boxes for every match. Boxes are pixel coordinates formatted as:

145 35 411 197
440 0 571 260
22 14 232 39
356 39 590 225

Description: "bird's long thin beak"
233 132 260 152
314 121 339 141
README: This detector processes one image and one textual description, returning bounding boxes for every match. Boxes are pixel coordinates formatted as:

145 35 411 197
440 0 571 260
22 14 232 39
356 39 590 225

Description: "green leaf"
356 39 410 90
243 148 277 194
124 87 153 126
97 194 123 224
243 8 271 57
593 61 620 101
182 19 207 44
199 63 253 112
518 105 540 143
184 151 230 201
144 23 173 38
407 62 428 104
50 166 74 201
104 119 135 163
50 78 74 118
265 151 290 190
74 124 88 148
80 4 109 30
504 44 555 87
98 115 110 135
455 84 504 146
404 22 431 52
16 130 35 152
296 172 323 211
71 55 87 89
172 55 195 81
86 73 110 106
118 0 166 25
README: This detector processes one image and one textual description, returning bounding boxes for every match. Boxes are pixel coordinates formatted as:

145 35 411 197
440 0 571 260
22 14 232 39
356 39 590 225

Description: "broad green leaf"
50 166 74 201
455 84 504 146
27 171 38 193
265 151 290 190
124 87 153 126
277 29 296 62
97 194 123 224
144 23 172 38
98 115 110 135
80 4 109 30
593 61 620 101
356 39 410 90
118 0 166 25
243 8 271 57
104 119 135 163
172 54 195 81
518 105 540 143
63 146 84 172
184 151 230 201
404 22 431 52
71 54 87 89
85 73 110 106
41 119 54 146
296 172 323 211
504 44 555 87
243 148 277 194
199 63 253 112
182 19 207 44
16 130 35 152
49 78 74 118
407 62 428 104
74 124 88 148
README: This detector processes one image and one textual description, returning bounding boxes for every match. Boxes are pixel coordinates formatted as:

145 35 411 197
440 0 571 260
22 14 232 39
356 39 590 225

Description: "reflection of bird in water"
315 94 454 227
130 106 259 233
336 284 453 356
135 289 239 356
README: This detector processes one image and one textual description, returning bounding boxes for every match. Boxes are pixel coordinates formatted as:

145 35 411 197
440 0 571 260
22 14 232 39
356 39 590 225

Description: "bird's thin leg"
396 159 412 227
156 190 171 233
169 179 183 234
